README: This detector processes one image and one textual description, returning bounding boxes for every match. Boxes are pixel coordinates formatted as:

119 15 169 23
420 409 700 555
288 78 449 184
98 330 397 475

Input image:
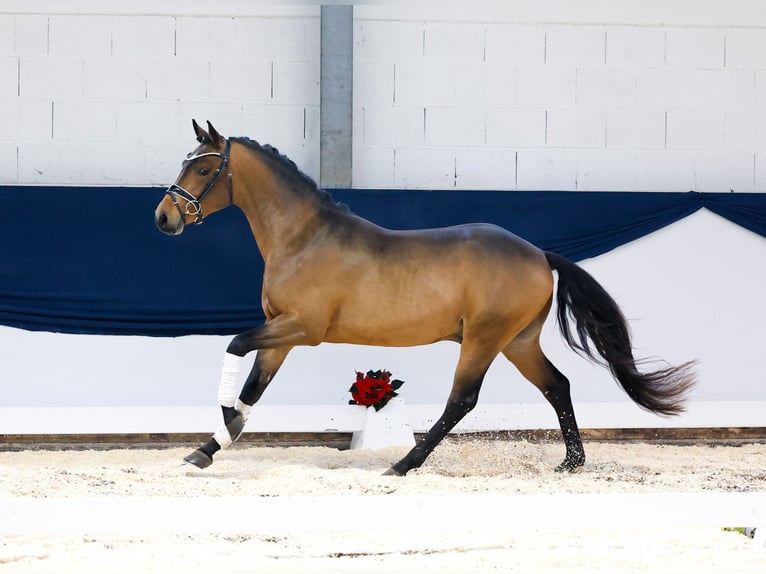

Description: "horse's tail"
544 251 696 416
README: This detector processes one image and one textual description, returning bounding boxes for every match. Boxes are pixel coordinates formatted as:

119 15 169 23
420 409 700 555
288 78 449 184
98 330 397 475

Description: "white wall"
353 1 766 191
0 4 320 185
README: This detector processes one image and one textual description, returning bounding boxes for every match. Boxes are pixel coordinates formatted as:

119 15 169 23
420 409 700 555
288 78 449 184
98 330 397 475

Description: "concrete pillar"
320 5 353 188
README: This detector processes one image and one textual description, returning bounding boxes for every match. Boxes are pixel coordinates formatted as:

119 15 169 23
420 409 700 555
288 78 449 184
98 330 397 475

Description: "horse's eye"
198 168 210 176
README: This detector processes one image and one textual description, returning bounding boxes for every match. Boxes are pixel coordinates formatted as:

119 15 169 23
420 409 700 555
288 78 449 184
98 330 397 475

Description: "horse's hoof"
555 458 585 473
382 466 404 477
183 449 213 469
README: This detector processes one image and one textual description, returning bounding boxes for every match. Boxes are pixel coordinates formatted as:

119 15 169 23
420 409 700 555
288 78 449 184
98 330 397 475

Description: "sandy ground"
1 438 765 573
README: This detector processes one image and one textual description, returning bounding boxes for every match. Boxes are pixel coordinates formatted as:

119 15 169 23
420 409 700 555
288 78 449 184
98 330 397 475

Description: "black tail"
545 252 696 416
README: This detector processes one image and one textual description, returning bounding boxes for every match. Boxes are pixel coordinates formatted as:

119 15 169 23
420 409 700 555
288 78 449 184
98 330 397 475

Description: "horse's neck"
233 154 320 261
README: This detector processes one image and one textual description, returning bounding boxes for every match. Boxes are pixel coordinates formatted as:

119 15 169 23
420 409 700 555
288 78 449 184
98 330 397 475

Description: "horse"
154 120 697 475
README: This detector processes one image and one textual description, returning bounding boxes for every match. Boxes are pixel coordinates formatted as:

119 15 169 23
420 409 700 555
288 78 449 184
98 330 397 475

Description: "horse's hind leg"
184 347 291 468
503 340 585 472
386 337 499 476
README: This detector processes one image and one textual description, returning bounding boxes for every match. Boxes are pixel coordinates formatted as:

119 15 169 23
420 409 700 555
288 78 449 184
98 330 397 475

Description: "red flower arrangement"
349 369 405 411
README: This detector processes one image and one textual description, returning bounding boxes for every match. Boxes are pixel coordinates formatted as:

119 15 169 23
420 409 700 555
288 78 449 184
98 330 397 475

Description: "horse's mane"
231 136 348 213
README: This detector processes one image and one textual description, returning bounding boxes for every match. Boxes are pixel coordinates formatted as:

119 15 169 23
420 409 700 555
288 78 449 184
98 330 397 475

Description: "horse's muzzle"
155 208 184 236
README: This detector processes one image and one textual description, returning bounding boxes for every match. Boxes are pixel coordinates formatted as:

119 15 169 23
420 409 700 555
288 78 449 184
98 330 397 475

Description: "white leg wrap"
217 352 242 407
213 423 233 449
235 399 252 421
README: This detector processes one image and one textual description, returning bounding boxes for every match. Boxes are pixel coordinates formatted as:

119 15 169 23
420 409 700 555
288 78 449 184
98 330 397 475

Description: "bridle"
165 139 232 225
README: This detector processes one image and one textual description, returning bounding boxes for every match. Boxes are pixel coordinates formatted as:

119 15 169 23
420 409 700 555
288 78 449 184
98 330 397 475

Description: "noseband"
165 139 232 225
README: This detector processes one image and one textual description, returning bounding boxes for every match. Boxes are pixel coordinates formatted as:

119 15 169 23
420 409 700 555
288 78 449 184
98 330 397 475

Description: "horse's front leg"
183 315 308 469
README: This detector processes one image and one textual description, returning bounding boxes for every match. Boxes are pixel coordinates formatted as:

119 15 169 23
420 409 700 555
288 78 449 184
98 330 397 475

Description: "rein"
165 139 232 225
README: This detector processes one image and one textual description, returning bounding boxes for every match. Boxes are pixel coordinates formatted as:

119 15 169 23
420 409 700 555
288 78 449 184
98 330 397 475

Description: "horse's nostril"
158 212 168 228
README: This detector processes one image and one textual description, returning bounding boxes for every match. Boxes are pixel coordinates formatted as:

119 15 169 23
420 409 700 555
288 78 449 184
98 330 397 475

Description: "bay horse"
155 120 696 475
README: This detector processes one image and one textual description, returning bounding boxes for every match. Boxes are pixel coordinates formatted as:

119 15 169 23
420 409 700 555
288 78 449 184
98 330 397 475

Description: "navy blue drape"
0 187 764 336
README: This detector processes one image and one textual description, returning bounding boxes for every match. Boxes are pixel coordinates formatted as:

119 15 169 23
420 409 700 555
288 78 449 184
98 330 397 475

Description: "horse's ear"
192 119 210 144
207 121 222 146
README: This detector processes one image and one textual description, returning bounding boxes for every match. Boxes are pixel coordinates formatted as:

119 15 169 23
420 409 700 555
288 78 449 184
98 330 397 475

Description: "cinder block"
516 149 577 190
424 23 484 62
726 29 766 68
272 61 320 105
577 67 636 106
49 15 112 57
117 101 181 144
756 152 766 191
455 63 515 106
210 59 272 103
394 62 455 105
666 29 724 68
0 142 17 183
425 106 485 147
577 149 638 191
0 102 18 139
517 66 576 106
635 67 694 108
725 109 766 151
146 58 211 101
14 16 48 56
175 17 240 59
83 58 149 100
485 108 545 148
355 20 423 62
0 15 13 56
351 145 394 188
239 17 311 61
667 110 725 150
0 57 18 98
242 103 305 147
694 151 755 192
757 71 766 108
634 150 695 192
394 147 455 189
18 142 82 184
546 26 605 65
20 57 82 98
145 142 194 185
485 25 545 65
353 61 394 105
362 105 423 146
53 100 116 142
455 148 517 190
112 16 175 58
606 110 665 149
547 108 605 149
18 100 51 142
606 27 665 67
73 141 147 185
180 103 244 139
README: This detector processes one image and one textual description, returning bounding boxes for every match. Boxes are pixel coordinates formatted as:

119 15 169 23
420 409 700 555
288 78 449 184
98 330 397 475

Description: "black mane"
230 137 348 212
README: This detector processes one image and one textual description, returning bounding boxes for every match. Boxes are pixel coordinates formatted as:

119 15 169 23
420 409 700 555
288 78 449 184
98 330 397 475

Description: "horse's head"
155 119 233 235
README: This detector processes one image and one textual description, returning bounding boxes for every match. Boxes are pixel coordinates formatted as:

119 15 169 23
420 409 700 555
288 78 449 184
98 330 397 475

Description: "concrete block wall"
0 7 320 185
353 1 766 191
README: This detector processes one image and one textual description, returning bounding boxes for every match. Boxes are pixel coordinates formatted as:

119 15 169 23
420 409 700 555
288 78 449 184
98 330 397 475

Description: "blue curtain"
0 186 764 336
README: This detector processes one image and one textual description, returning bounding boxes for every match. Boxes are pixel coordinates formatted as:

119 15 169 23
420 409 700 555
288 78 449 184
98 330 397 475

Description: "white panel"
0 142 16 182
209 59 273 103
0 57 17 98
690 69 755 110
577 67 637 107
726 29 766 68
545 26 605 65
53 100 116 141
485 108 546 148
516 66 576 106
394 62 455 105
14 15 48 56
112 16 175 58
48 15 112 57
454 148 516 190
351 145 394 188
484 24 545 65
606 27 666 66
0 100 19 140
666 110 725 150
146 58 211 101
606 110 665 150
393 147 454 189
454 63 515 106
361 105 423 146
547 108 605 149
634 150 695 192
725 109 766 151
116 101 182 143
516 149 577 190
83 58 149 101
577 149 637 191
0 15 13 55
665 29 724 68
353 61 394 105
18 99 52 141
694 151 755 192
425 106 485 147
271 61 319 105
424 22 484 62
20 57 82 98
17 141 82 183
354 20 423 62
175 17 240 59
